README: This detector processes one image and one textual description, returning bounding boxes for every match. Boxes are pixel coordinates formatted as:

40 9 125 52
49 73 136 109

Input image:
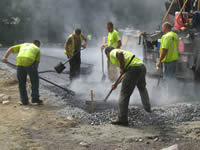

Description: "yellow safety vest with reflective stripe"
64 34 82 56
12 43 40 67
110 49 143 69
107 29 121 48
160 31 179 63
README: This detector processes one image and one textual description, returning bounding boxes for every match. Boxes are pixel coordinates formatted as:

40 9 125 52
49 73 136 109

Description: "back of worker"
3 40 43 105
110 49 143 68
13 43 41 66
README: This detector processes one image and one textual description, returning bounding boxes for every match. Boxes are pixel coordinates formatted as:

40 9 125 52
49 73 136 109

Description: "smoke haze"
28 0 166 42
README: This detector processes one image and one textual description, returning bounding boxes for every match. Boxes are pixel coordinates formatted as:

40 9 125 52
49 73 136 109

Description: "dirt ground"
1 66 200 150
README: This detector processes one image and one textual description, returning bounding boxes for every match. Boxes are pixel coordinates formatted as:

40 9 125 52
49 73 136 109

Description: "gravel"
1 48 200 128
58 99 200 127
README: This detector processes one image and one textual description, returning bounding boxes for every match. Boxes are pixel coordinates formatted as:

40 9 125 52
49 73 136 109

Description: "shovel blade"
54 62 66 73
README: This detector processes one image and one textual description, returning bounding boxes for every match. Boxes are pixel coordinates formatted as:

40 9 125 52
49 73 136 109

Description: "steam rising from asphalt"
29 0 197 106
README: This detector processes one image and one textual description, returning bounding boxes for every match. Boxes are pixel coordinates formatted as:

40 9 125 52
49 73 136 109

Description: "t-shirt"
160 31 179 62
107 29 121 48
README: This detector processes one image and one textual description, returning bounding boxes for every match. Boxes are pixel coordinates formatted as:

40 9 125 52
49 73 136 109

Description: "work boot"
111 120 129 126
19 102 29 105
32 99 43 105
143 104 152 113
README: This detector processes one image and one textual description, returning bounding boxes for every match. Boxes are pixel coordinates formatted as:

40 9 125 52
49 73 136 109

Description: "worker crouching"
105 46 151 126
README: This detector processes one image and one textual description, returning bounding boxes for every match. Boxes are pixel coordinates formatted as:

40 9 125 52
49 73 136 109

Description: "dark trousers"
194 71 200 98
17 63 39 104
69 53 81 80
118 65 151 122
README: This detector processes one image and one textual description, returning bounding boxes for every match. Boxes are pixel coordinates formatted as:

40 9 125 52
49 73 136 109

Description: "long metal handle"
104 73 124 102
2 60 75 95
101 47 105 75
63 48 85 65
163 0 176 23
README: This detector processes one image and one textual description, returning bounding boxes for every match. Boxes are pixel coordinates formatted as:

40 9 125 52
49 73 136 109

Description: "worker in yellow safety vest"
3 40 43 105
102 22 122 81
157 22 179 97
64 28 88 81
105 46 151 126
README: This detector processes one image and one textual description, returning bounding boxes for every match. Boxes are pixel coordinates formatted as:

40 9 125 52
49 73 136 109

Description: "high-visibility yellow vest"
107 29 121 48
64 34 82 56
110 49 143 69
12 43 40 66
160 31 179 63
87 34 92 40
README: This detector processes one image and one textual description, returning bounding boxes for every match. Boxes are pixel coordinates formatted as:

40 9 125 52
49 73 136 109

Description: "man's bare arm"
3 47 13 63
116 40 122 48
157 48 168 68
81 34 88 48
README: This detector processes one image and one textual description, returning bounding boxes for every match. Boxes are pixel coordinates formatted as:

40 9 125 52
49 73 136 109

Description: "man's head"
75 28 82 37
105 46 114 58
33 40 40 47
162 22 172 34
107 22 114 33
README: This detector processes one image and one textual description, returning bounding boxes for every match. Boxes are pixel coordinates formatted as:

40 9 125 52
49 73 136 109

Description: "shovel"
104 55 135 102
101 47 106 81
151 65 163 102
54 48 85 73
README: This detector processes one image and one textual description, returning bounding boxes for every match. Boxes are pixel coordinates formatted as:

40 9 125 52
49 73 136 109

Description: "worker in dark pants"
64 28 88 81
3 40 43 105
105 46 151 126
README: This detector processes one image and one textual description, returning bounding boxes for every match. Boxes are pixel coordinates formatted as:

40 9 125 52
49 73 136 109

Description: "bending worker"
157 22 179 97
102 22 121 81
64 28 88 81
3 40 43 105
105 46 151 126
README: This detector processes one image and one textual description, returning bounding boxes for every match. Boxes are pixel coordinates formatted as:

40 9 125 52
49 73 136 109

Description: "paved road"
0 47 101 85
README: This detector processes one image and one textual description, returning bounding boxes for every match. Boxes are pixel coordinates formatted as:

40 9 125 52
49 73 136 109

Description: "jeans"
164 61 177 78
163 61 177 97
118 65 151 122
17 63 39 104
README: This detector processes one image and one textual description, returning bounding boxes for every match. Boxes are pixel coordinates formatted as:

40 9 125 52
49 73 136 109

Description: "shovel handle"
104 72 124 102
101 47 104 74
63 48 85 65
103 55 135 102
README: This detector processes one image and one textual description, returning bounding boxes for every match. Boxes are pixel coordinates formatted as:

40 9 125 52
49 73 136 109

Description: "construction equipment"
141 0 200 82
54 48 85 73
104 55 135 102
